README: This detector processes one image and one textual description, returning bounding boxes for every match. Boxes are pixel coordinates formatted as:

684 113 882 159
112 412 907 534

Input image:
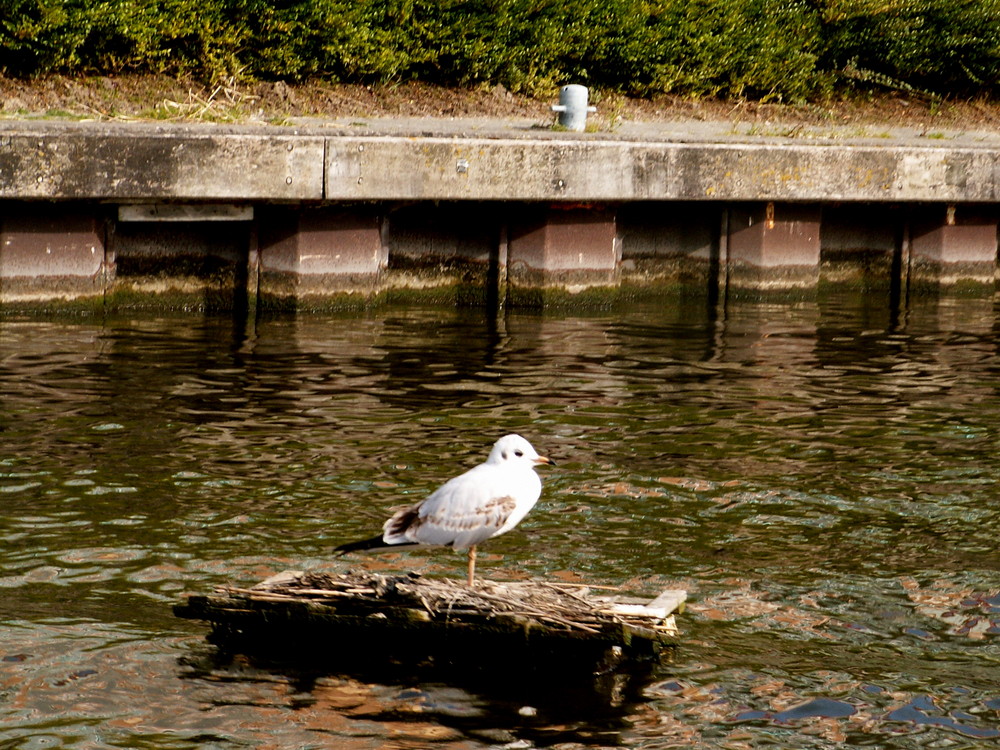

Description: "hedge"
1 0 998 100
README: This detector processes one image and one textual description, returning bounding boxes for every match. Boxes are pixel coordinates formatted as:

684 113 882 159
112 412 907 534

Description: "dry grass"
3 74 1000 134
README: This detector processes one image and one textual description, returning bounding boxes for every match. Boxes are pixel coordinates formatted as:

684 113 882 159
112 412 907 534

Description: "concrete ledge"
328 136 1000 202
326 137 664 201
0 123 323 200
1 121 999 203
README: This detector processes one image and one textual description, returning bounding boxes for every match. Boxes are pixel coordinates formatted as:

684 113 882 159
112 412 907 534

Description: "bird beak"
534 455 555 467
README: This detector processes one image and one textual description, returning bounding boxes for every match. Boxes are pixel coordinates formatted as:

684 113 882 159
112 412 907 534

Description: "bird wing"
405 464 526 549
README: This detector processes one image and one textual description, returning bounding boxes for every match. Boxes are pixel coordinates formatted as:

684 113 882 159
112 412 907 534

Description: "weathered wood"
175 569 684 680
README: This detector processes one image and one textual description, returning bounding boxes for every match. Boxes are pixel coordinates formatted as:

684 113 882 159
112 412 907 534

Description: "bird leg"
467 546 477 587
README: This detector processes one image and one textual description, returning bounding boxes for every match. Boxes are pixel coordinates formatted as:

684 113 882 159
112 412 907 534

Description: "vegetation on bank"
2 0 999 102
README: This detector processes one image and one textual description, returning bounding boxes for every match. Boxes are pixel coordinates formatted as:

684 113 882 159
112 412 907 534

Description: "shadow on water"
177 639 659 747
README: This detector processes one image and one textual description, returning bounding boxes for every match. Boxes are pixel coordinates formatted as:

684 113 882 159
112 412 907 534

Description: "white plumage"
335 434 553 585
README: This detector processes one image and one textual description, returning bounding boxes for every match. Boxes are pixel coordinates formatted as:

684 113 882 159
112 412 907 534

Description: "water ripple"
3 298 1000 747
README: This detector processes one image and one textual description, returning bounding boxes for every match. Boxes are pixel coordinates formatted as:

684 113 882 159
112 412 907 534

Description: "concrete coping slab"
1 118 1000 203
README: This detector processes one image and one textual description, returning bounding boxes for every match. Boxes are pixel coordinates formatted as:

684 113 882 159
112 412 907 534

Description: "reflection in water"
2 291 1000 748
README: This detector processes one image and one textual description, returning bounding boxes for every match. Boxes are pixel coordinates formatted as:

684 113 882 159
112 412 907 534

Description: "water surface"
2 292 1000 748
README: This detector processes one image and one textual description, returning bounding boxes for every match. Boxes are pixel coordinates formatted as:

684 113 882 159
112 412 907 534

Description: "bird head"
488 434 554 468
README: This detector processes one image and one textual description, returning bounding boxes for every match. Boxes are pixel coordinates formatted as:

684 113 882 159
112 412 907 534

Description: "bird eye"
514 449 524 457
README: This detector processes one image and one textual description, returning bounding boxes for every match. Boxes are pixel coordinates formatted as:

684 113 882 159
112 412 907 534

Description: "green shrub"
821 0 1000 96
629 0 826 100
0 0 94 75
1 0 998 100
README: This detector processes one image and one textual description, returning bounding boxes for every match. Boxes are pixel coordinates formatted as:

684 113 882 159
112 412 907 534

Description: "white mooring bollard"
551 84 597 132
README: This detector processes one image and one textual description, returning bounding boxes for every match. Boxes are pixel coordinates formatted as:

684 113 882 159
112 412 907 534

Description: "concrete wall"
4 198 996 311
4 121 999 203
1 121 999 310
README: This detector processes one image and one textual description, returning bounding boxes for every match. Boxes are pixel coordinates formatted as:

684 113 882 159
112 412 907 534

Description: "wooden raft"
175 570 685 677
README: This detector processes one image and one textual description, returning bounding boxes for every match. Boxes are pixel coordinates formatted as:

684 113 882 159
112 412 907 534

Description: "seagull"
334 434 554 586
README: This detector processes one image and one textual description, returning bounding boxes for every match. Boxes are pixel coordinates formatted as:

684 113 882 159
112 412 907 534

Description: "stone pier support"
821 205 900 289
0 206 105 308
726 203 821 294
507 206 619 305
617 203 720 293
382 203 500 305
258 207 387 309
109 216 251 311
909 205 997 290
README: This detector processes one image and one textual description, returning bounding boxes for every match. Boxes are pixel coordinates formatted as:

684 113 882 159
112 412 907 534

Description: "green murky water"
2 292 1000 748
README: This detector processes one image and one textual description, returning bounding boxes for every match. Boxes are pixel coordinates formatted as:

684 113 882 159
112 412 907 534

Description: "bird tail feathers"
334 534 419 555
333 534 387 555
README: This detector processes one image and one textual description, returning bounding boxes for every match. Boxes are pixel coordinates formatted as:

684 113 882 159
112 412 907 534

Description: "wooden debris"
175 569 684 680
